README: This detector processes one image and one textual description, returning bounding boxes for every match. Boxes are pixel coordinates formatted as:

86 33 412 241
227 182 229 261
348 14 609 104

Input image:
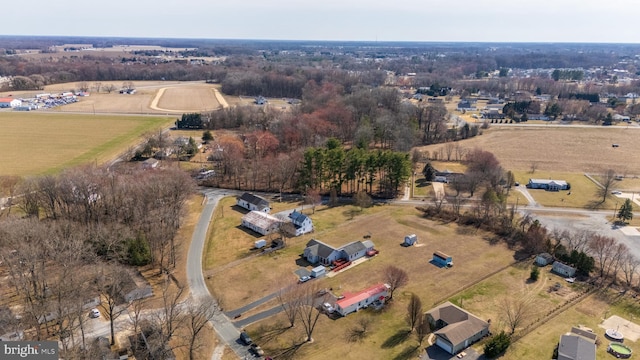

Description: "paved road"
225 292 280 319
187 188 254 360
233 305 283 329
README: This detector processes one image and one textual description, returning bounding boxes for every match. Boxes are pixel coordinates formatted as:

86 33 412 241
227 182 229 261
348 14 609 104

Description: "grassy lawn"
220 204 519 360
0 112 173 176
514 171 620 209
506 289 640 360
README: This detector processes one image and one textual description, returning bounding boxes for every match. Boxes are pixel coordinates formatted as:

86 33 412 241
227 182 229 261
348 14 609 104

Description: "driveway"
515 185 539 207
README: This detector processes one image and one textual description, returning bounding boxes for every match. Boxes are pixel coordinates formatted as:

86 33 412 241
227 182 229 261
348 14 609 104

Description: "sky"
2 0 640 43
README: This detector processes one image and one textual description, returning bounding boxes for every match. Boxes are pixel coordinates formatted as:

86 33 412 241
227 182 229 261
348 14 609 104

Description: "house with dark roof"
288 210 313 236
340 241 367 261
237 192 271 213
303 239 375 265
303 239 341 265
557 327 596 360
426 302 490 355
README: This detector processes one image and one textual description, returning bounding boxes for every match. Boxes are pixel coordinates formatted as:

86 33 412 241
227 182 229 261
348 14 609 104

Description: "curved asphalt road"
186 188 254 360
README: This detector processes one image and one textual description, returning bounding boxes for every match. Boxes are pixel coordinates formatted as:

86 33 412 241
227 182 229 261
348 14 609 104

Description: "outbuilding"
535 252 554 266
433 251 453 267
552 261 576 277
310 266 326 278
404 234 418 246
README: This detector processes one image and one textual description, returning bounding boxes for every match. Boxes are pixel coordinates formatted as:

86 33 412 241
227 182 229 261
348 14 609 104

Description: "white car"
611 191 622 195
323 302 335 313
89 309 100 318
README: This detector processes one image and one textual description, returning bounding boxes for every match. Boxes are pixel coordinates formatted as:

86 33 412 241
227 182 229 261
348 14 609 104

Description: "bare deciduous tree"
383 265 408 300
588 234 619 278
295 282 323 342
620 252 640 288
500 297 531 335
347 316 372 342
277 282 304 328
406 293 423 332
184 298 219 360
415 315 431 345
99 263 130 345
597 169 617 203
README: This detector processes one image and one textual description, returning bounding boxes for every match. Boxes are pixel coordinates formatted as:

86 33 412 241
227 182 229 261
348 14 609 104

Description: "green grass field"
0 112 173 176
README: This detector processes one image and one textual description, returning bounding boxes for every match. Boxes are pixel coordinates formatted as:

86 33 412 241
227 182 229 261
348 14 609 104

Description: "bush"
530 266 540 281
484 331 511 358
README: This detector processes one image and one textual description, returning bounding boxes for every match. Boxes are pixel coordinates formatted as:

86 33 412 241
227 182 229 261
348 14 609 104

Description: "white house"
0 98 21 108
334 283 390 316
241 211 281 236
237 193 271 213
288 210 313 236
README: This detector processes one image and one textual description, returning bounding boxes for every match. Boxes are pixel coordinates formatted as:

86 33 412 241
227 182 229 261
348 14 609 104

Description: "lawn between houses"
203 200 517 359
0 112 173 176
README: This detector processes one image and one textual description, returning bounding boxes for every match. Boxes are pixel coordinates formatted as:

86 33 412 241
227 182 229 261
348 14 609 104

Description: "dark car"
240 331 253 345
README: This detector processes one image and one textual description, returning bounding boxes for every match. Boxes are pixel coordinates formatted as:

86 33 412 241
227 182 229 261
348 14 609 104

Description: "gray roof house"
340 241 367 261
557 327 596 360
237 193 271 213
303 239 375 265
426 302 490 355
288 210 313 236
552 261 577 278
304 239 341 266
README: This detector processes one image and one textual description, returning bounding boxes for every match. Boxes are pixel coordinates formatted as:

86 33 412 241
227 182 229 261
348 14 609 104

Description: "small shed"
310 266 326 278
433 251 453 267
535 252 554 266
552 261 576 277
254 239 267 249
404 234 418 246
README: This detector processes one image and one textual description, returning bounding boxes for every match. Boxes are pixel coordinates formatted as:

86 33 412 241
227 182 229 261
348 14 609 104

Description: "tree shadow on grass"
585 199 605 210
382 329 412 348
272 341 305 360
393 345 420 360
255 321 292 343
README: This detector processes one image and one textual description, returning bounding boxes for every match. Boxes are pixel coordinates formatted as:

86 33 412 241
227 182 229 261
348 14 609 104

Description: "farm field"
0 81 226 115
0 112 173 176
204 201 518 359
420 126 640 174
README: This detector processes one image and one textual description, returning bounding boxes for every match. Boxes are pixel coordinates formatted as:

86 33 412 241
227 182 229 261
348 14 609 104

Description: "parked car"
89 308 100 318
299 275 310 283
240 331 253 345
612 191 622 195
250 343 264 356
323 302 335 313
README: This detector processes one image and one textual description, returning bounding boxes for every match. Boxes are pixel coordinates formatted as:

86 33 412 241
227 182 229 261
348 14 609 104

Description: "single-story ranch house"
241 211 281 236
334 283 390 316
528 179 570 191
426 302 490 355
0 97 22 108
303 239 375 266
288 210 313 236
237 192 271 213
